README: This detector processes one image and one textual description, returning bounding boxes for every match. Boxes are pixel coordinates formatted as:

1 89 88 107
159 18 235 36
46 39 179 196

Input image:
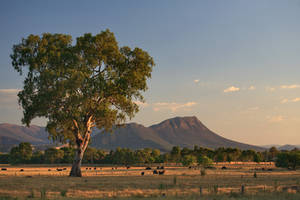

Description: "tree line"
0 143 299 169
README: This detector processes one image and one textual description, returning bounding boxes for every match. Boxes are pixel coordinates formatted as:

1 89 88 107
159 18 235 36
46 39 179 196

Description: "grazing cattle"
126 166 130 169
153 170 158 174
20 169 24 172
141 172 145 176
63 168 67 170
56 168 63 171
1 168 7 171
145 167 152 170
221 166 227 170
188 166 192 169
48 169 51 171
158 170 165 175
94 167 97 170
86 168 89 170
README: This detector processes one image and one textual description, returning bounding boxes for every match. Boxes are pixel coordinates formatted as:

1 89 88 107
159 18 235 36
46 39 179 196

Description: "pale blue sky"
1 1 300 145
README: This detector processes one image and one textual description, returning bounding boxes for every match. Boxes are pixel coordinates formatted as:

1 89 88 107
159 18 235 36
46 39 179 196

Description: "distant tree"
268 147 279 161
31 151 44 164
225 148 241 162
171 146 182 164
181 147 191 157
11 30 154 176
61 147 75 163
253 151 262 163
44 148 64 164
151 149 161 163
0 153 9 164
9 142 32 164
214 148 227 162
182 155 197 166
276 152 300 170
197 155 213 168
82 147 105 164
239 150 257 162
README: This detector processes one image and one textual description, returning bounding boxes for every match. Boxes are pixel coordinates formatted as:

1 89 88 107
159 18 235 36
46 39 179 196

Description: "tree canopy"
11 29 154 176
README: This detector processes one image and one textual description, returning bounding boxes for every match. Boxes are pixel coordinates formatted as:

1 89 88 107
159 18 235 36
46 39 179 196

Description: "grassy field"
0 163 299 199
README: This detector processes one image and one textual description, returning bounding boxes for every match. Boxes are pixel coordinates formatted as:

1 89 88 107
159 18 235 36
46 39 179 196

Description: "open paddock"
0 163 299 199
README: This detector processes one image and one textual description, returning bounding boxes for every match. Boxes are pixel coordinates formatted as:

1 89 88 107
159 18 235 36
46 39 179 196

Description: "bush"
181 155 197 166
276 152 300 169
198 155 213 168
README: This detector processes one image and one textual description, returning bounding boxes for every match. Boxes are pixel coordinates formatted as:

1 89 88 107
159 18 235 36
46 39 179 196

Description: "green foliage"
9 142 32 164
44 148 64 164
198 155 213 168
6 143 300 165
276 151 300 169
11 30 154 142
61 147 75 163
31 151 44 164
11 30 154 176
181 155 197 166
82 147 105 164
170 146 181 163
0 153 9 164
239 150 260 162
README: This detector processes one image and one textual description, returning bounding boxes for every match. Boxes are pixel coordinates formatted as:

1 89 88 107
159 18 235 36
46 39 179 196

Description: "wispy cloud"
267 115 285 123
153 101 197 112
281 97 300 104
0 89 20 94
280 84 300 89
240 106 259 115
223 86 240 93
265 86 276 92
248 86 256 90
0 89 20 108
133 100 149 107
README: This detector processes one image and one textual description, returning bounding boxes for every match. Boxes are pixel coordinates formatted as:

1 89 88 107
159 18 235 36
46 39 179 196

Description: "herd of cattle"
0 166 167 175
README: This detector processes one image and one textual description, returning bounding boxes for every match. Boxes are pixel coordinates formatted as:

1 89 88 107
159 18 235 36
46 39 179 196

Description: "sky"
1 0 300 146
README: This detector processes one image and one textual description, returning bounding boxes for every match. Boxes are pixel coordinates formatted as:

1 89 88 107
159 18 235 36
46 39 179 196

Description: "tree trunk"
70 147 84 177
70 117 93 177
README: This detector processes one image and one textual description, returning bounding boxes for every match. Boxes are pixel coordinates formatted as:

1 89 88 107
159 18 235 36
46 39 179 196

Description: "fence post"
241 185 245 195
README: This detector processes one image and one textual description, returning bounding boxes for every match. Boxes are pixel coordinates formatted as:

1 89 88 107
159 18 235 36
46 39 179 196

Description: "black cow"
158 170 165 175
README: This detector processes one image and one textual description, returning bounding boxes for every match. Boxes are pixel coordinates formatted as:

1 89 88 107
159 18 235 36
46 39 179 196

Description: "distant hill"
0 123 51 152
0 116 265 152
261 144 300 151
91 123 173 151
149 116 264 151
91 116 264 151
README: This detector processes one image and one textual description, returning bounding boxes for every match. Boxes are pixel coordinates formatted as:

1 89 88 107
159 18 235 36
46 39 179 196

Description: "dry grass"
0 163 299 199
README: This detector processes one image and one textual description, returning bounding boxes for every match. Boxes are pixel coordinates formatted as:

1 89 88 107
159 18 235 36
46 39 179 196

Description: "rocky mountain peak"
150 116 208 131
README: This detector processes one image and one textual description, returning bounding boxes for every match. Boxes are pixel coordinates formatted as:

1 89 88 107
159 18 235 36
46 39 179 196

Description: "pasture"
0 162 299 199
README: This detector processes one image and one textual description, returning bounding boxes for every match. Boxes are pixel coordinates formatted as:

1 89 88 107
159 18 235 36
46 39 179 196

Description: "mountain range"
0 116 265 152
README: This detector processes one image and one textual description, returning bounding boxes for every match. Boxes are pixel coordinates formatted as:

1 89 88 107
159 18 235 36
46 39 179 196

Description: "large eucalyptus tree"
11 30 154 177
